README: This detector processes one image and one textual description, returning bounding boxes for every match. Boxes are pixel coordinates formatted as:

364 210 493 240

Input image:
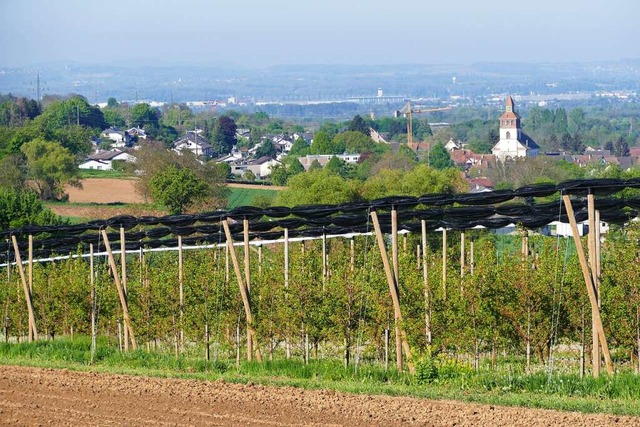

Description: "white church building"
491 96 539 161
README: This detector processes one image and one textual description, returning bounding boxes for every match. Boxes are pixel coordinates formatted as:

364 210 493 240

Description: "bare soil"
0 366 636 426
64 178 145 204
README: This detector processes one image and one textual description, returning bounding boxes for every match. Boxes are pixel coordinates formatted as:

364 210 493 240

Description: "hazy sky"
1 0 638 67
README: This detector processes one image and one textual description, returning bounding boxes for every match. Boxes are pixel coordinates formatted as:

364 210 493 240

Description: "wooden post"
390 208 401 371
90 243 97 364
286 231 292 361
225 241 230 283
350 237 355 273
178 235 184 352
322 232 327 286
460 231 465 277
442 228 447 300
27 234 34 341
101 230 137 350
587 193 600 376
562 195 612 375
595 210 602 282
11 236 37 341
205 323 210 361
258 245 263 276
222 219 261 362
384 327 389 371
421 220 431 345
243 219 251 292
391 208 399 283
470 237 475 275
28 235 33 294
370 211 414 373
284 228 289 289
120 227 129 351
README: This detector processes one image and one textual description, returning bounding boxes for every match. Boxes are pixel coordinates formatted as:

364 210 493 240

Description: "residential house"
127 127 147 140
297 154 361 171
231 156 281 179
172 131 213 158
444 138 462 151
78 149 137 171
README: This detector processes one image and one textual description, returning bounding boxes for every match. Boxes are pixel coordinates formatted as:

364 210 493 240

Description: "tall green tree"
309 131 336 154
348 114 370 136
0 188 64 229
130 103 160 138
428 142 454 170
210 116 237 155
20 139 80 200
149 165 209 214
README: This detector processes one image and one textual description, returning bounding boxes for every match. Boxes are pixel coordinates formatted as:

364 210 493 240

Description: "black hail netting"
2 179 640 264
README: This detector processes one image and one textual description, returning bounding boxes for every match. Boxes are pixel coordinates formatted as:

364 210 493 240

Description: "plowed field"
0 365 637 426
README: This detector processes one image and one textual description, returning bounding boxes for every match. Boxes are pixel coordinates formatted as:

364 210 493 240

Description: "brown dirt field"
64 179 283 205
64 178 145 204
0 366 637 427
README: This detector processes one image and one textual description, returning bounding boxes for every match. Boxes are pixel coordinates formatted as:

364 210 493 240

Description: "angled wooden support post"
11 236 38 341
562 195 613 375
243 219 253 359
371 210 413 373
222 219 261 362
390 207 402 371
120 227 129 351
101 230 137 350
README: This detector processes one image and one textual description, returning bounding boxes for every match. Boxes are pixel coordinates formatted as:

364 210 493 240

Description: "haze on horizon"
1 0 638 68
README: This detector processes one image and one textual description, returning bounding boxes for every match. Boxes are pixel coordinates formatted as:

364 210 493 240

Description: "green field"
2 338 640 416
226 186 279 209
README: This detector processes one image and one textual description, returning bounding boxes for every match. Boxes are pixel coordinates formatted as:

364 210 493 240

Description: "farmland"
5 179 640 424
1 364 639 426
47 178 282 221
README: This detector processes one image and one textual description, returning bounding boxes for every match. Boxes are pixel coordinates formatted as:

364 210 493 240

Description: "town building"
491 96 539 160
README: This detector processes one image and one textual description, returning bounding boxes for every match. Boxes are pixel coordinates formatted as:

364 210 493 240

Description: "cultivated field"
1 365 637 426
64 178 145 204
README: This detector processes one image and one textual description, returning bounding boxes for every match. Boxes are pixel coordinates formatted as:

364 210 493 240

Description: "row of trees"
3 222 639 372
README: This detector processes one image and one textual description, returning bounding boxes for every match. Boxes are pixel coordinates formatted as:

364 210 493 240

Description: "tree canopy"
0 188 65 229
150 165 209 214
20 139 80 200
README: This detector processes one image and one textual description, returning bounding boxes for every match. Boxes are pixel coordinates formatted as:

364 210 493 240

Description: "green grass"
78 169 135 179
2 337 640 416
227 187 279 209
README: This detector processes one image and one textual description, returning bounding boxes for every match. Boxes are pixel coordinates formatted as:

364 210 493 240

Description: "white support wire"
0 231 376 268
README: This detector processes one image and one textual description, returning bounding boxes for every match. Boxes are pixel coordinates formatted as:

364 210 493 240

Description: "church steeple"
499 95 520 130
505 95 515 113
492 95 539 160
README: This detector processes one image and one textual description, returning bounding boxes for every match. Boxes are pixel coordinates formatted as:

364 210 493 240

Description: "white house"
78 149 137 171
297 154 361 171
491 96 539 161
445 138 461 151
541 220 609 237
248 156 281 178
172 131 213 158
102 127 126 144
127 127 147 139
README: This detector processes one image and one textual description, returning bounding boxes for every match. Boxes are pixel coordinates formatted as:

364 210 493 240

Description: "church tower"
492 96 539 160
499 96 521 142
